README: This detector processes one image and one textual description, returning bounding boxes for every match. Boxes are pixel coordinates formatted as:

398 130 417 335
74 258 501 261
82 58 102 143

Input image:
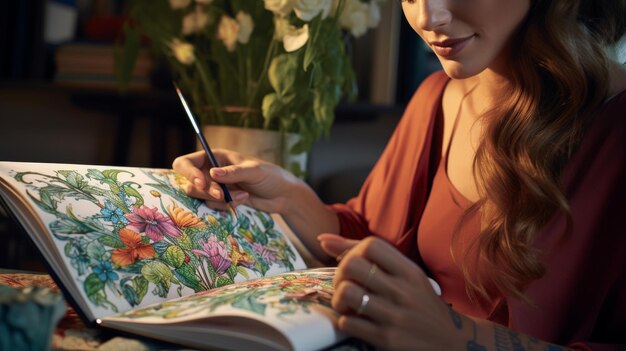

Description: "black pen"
173 81 238 220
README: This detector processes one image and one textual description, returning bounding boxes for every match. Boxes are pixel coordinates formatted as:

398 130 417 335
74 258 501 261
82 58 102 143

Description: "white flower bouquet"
118 0 384 154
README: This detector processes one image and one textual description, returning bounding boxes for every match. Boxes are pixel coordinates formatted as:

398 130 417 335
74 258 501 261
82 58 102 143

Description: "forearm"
453 309 573 351
281 180 340 262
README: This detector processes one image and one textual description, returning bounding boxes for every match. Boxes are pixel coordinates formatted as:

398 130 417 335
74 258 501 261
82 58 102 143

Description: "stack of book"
54 43 154 90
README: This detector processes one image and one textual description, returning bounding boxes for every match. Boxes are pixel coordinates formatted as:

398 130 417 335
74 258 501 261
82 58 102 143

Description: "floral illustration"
13 167 299 312
117 269 336 320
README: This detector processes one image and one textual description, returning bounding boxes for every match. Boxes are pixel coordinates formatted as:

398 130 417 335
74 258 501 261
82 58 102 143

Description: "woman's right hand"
172 149 302 214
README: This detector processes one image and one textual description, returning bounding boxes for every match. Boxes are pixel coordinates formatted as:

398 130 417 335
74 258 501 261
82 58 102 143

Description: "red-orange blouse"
329 71 626 350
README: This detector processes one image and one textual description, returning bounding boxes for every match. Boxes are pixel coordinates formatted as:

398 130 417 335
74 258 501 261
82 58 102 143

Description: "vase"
199 125 308 176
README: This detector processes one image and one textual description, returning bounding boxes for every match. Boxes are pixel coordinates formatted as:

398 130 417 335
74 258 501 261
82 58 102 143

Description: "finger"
172 151 210 188
209 160 264 185
336 315 383 350
205 190 249 206
358 237 429 281
317 234 360 260
354 237 435 298
334 255 394 297
333 280 396 323
208 182 224 200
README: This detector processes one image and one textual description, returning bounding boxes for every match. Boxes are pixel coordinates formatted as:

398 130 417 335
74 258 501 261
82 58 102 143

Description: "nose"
416 0 452 31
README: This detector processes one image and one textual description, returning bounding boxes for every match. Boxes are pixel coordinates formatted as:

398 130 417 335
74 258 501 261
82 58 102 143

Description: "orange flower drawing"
167 201 206 228
111 228 156 267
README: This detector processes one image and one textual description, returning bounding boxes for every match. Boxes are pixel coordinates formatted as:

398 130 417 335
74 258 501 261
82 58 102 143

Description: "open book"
0 161 344 351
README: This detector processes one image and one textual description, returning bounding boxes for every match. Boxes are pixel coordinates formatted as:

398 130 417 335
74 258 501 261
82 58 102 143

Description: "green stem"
195 60 225 124
242 38 278 127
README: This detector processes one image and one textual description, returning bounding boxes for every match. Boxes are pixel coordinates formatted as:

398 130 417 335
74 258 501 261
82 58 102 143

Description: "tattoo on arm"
493 325 567 351
494 324 524 351
466 318 487 351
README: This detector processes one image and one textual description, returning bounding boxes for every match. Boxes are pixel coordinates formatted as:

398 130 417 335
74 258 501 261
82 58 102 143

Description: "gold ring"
364 263 378 287
357 293 370 315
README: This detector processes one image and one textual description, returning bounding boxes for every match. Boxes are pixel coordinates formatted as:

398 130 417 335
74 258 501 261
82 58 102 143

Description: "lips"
429 34 475 58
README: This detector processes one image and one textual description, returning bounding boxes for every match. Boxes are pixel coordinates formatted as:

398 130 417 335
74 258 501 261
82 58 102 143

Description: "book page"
103 268 343 351
0 162 307 320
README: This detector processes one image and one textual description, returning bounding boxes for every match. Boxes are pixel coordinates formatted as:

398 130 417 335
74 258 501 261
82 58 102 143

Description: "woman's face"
401 0 531 79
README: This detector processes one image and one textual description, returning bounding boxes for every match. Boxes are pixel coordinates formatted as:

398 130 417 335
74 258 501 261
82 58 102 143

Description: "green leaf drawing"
162 245 185 268
122 284 140 306
215 276 234 288
174 264 202 292
122 183 144 208
86 241 107 261
232 290 266 315
58 170 88 189
85 273 105 300
142 261 175 297
96 233 125 249
133 275 149 303
142 261 174 286
176 232 194 251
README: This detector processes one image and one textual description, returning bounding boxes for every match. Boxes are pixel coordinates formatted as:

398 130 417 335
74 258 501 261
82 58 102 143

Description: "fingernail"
211 188 221 198
193 178 202 187
212 168 226 177
234 192 248 201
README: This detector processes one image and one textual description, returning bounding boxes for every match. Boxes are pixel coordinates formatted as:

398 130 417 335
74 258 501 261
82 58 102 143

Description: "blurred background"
0 0 441 270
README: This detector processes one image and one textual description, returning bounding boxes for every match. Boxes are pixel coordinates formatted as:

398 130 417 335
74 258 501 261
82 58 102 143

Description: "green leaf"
64 242 73 256
174 264 202 291
122 183 144 208
162 245 186 268
122 284 140 307
226 264 238 281
232 291 266 315
86 241 107 261
133 275 149 303
215 276 234 287
103 169 133 181
262 93 282 128
141 261 174 287
58 170 88 190
268 54 297 98
50 219 87 235
84 273 105 298
254 211 274 229
97 233 125 249
86 169 106 181
177 232 194 251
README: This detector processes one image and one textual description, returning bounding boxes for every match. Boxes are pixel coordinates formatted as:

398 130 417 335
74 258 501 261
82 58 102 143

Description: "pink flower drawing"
125 205 180 242
192 235 232 275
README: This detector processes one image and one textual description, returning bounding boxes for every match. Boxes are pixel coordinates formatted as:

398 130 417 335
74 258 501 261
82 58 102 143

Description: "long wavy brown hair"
457 0 626 302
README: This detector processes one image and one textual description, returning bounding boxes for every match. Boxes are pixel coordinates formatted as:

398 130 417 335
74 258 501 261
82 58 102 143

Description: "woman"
174 0 626 349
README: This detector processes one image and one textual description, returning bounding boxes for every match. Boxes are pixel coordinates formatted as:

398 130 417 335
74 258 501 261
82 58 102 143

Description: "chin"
439 59 487 80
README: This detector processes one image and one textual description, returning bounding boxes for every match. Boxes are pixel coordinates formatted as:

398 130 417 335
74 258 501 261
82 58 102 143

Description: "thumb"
317 233 360 260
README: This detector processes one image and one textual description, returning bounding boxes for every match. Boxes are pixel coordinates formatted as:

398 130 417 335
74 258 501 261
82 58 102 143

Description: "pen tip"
228 203 238 221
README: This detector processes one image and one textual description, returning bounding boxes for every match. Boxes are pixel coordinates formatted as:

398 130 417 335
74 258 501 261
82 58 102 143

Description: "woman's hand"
174 150 341 261
318 234 465 350
172 149 301 214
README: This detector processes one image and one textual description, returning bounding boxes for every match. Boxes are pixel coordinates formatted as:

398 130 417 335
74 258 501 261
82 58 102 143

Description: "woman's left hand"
318 234 466 350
